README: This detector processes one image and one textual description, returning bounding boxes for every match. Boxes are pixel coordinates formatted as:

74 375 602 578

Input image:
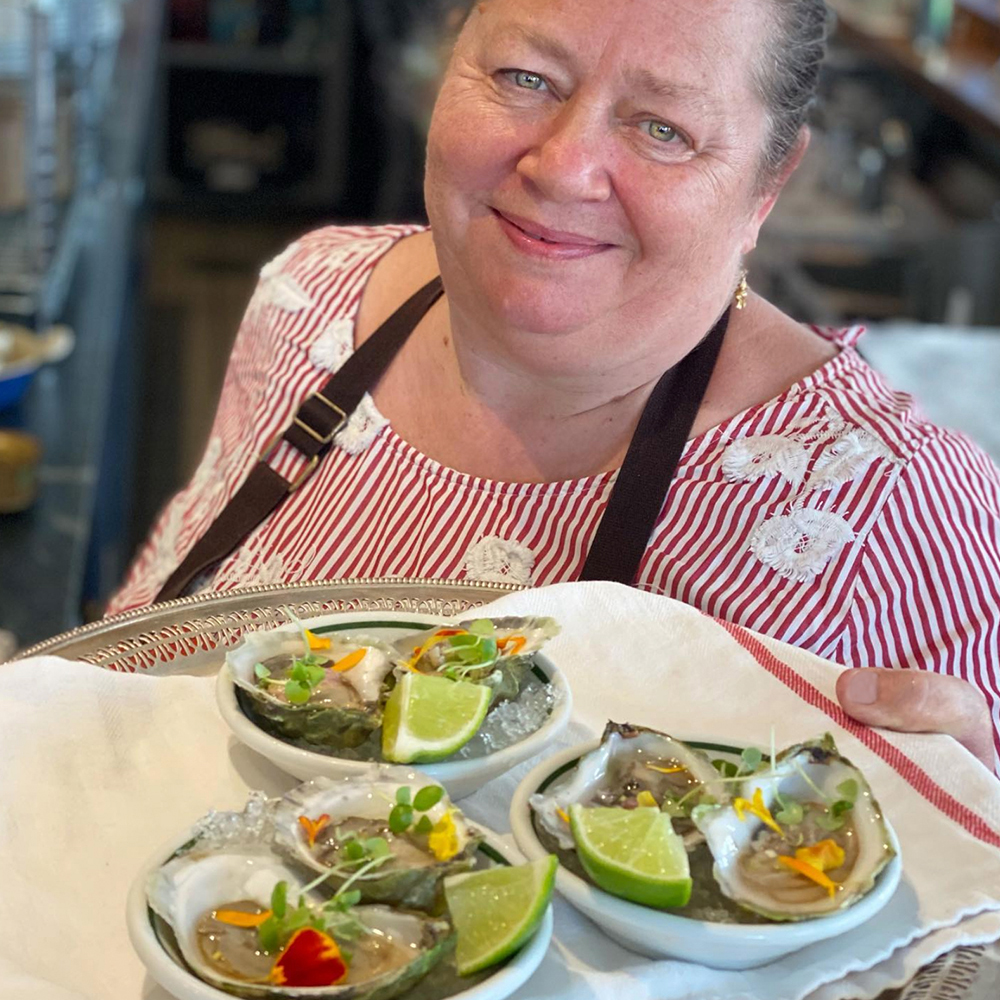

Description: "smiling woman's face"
424 0 786 371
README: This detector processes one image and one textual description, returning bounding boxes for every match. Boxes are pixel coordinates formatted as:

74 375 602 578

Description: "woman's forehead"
468 0 771 97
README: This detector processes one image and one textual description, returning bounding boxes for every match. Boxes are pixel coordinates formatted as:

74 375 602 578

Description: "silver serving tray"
9 577 998 997
11 577 524 672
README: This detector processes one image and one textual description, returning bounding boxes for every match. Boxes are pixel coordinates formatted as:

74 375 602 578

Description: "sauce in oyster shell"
196 900 415 984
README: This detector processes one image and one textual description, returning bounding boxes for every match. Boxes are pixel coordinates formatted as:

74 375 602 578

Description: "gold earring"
734 270 749 311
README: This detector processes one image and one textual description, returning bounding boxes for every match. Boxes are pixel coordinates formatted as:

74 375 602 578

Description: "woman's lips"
491 209 613 260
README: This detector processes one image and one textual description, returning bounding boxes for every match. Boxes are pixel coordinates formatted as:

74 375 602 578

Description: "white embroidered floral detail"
260 241 301 280
215 542 303 590
335 394 389 455
464 536 535 586
722 434 810 487
810 429 895 491
263 272 314 312
749 508 855 583
308 318 355 374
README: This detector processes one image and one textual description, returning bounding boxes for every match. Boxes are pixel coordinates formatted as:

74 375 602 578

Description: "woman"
109 0 999 768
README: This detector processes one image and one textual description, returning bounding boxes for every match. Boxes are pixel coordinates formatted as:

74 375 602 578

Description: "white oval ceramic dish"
509 741 903 970
216 611 572 800
127 823 553 1000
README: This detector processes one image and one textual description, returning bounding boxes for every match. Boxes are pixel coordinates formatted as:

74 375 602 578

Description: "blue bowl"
0 366 39 412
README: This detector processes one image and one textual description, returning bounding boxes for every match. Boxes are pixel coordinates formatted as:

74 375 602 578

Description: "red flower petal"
270 927 348 987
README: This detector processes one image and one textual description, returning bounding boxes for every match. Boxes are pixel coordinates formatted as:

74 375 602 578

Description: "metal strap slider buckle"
259 394 347 493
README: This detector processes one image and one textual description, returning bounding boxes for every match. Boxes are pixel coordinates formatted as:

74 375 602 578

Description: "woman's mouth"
491 209 614 260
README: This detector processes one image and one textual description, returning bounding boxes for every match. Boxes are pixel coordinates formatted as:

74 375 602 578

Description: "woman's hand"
836 668 996 769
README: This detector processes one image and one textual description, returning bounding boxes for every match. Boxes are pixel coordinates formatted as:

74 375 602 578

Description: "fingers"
836 668 996 770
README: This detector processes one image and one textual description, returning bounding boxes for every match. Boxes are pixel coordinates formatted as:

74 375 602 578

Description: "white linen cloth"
1 581 999 1000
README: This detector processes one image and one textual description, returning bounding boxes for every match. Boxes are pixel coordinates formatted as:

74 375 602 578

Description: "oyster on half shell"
530 722 729 850
273 774 479 909
395 616 559 703
147 847 452 999
227 624 400 749
694 735 895 920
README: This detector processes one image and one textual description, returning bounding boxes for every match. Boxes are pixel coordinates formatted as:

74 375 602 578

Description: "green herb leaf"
469 619 496 636
389 803 413 835
343 839 365 861
448 633 479 647
815 811 845 832
836 779 859 804
365 837 391 858
830 799 854 818
712 759 739 778
258 914 281 953
414 815 434 835
740 747 763 773
254 662 271 680
395 786 412 806
774 793 804 826
271 880 288 919
338 889 362 908
285 679 311 704
413 785 444 812
304 663 326 687
290 662 309 683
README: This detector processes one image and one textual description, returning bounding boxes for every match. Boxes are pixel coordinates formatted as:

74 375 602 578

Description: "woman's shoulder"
260 223 429 287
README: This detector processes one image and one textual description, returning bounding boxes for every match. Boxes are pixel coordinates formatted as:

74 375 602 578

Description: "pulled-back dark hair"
754 0 829 183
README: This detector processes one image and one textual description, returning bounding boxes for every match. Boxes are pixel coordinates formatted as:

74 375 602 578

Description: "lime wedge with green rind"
382 672 491 763
570 804 692 908
444 855 557 975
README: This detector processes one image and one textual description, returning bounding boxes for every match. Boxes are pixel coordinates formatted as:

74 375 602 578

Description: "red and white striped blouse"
108 225 1000 757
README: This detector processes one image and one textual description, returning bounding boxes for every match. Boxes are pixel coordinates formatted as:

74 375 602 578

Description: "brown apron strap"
154 276 445 603
578 306 731 585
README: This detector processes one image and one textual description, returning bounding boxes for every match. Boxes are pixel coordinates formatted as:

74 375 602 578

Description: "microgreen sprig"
388 784 444 835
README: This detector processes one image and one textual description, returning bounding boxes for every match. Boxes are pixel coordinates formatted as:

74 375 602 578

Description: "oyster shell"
695 735 895 920
147 847 452 998
395 616 559 703
273 774 480 909
530 722 729 850
227 624 400 749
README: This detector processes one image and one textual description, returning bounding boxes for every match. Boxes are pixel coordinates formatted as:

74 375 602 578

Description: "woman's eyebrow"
485 22 575 64
626 67 717 110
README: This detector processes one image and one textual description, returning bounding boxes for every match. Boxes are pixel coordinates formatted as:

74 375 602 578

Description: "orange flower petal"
796 838 846 873
777 856 838 899
214 908 272 928
298 813 331 847
331 649 366 672
305 630 332 651
270 928 348 987
498 635 526 655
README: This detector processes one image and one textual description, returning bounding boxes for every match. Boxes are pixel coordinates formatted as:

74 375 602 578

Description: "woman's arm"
840 427 1000 771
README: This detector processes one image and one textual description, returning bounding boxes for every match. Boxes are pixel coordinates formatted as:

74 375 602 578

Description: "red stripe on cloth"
713 614 1000 849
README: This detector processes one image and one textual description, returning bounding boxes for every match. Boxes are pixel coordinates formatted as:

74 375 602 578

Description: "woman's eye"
509 70 546 91
641 120 679 143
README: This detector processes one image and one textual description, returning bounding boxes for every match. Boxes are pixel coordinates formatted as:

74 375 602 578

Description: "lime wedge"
570 804 692 909
444 855 556 975
381 672 491 763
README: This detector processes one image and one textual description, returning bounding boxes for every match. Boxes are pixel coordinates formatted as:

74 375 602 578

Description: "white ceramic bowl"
216 612 572 800
127 824 553 1000
510 741 903 970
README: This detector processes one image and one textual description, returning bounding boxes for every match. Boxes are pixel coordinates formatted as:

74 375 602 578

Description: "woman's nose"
516 104 613 204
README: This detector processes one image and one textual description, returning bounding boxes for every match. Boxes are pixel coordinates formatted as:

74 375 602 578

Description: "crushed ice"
192 790 274 848
455 676 557 759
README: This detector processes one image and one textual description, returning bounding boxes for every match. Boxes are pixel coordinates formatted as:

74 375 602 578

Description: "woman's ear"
753 126 812 230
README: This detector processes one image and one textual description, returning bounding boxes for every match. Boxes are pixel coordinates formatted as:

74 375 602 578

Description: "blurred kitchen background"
1 0 1000 649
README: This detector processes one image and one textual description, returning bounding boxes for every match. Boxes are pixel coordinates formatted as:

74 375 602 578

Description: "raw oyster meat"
147 847 452 998
530 721 728 850
227 622 400 749
395 616 559 703
694 735 895 920
273 773 479 908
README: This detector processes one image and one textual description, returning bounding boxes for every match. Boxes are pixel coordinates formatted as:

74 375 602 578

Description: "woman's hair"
754 0 829 184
